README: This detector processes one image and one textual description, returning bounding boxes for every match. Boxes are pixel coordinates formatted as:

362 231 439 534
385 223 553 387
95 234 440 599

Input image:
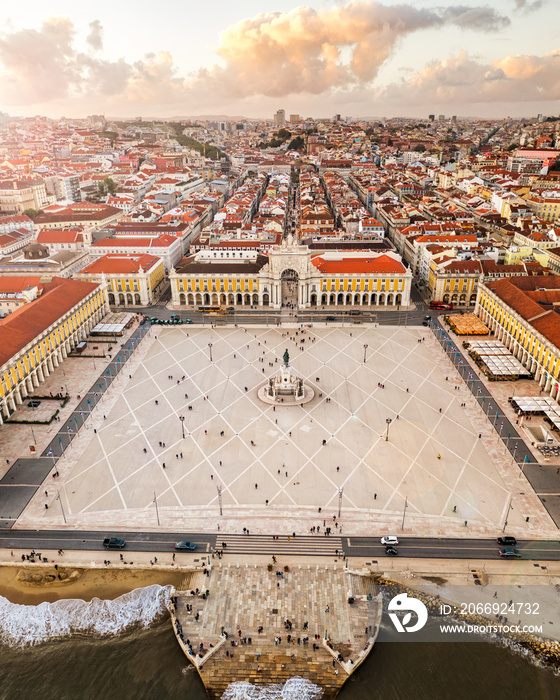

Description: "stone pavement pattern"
172 564 379 699
15 325 557 538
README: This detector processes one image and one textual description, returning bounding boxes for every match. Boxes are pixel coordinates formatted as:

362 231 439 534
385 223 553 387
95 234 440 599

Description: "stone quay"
170 564 382 699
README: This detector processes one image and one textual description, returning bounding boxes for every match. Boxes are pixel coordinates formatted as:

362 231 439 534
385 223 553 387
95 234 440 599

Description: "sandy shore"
0 565 191 605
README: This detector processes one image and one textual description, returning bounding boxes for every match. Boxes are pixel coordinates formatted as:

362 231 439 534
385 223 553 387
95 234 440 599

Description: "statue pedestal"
257 383 315 406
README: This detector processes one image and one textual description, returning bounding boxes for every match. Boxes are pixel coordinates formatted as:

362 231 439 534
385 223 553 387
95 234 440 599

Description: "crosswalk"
217 534 343 557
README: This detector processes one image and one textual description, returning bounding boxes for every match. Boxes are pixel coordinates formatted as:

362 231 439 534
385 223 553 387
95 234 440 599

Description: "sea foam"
0 584 172 647
221 677 323 699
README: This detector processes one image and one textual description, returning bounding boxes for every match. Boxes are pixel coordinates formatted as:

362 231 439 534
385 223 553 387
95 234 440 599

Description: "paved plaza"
15 324 556 536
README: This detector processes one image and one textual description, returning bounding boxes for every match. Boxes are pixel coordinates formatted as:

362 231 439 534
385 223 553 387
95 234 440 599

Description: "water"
0 586 559 700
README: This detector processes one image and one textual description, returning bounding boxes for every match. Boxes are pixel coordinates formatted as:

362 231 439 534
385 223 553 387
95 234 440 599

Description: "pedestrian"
162 463 166 468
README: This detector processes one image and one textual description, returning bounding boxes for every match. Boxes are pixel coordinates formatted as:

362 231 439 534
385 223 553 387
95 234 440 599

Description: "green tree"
98 182 106 197
103 177 117 195
288 136 305 151
23 208 39 220
276 128 292 141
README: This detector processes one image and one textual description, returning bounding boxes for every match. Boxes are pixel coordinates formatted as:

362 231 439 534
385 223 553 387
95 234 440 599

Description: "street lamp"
56 490 67 524
401 496 408 531
338 487 343 518
363 344 368 363
385 418 392 442
208 342 213 362
179 415 185 439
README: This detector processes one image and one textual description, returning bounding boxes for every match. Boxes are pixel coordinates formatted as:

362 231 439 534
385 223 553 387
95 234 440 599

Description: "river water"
0 586 559 700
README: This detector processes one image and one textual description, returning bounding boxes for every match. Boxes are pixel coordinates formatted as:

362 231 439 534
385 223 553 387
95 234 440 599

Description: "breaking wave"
222 677 323 699
0 584 172 647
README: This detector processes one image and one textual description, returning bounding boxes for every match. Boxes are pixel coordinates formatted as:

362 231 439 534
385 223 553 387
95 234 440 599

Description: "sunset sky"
1 0 559 119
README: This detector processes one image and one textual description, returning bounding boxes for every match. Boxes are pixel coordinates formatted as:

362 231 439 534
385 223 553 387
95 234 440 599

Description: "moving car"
103 537 125 549
499 548 521 558
326 316 336 321
497 536 517 546
385 546 398 556
381 535 399 546
175 541 197 550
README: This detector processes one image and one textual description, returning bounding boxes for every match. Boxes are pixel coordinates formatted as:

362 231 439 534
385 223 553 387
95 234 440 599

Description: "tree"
23 208 39 220
98 182 106 197
276 128 292 141
288 136 305 151
103 177 117 195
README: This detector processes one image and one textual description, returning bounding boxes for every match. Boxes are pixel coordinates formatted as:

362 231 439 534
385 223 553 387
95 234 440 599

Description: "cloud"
0 17 79 103
513 0 545 11
376 49 560 108
203 1 509 97
0 2 510 109
86 20 103 52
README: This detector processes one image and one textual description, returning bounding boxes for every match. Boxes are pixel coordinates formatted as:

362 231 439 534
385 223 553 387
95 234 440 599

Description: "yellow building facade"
476 281 560 403
0 280 108 423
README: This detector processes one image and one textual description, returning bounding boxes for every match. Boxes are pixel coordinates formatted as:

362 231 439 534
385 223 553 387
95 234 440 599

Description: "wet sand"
0 564 190 605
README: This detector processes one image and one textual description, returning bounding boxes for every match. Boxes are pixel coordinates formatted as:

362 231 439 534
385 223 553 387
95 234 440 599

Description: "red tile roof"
80 254 162 274
485 276 560 349
0 277 100 367
311 254 406 274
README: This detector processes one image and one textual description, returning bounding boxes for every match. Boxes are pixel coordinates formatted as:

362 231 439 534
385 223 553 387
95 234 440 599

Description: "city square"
16 324 556 536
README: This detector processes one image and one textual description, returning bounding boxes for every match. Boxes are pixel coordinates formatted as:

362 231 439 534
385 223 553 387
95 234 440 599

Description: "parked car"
499 548 521 558
381 535 399 546
497 536 517 546
385 546 398 556
185 318 193 324
103 537 125 549
175 541 197 550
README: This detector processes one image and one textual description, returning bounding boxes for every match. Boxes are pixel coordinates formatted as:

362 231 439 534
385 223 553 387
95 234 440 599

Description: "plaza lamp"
56 490 67 524
208 343 213 362
179 415 185 439
363 344 368 363
385 418 392 442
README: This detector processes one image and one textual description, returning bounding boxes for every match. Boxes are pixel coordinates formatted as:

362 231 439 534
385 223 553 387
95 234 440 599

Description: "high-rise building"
438 114 445 121
428 114 435 122
274 109 285 125
290 114 300 124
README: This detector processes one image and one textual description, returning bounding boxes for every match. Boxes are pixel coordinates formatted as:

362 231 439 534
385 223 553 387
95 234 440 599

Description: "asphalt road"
1 531 559 560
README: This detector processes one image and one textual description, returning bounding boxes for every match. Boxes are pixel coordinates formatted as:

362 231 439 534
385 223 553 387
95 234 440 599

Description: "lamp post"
401 496 408 531
385 418 392 442
179 415 185 439
502 494 513 532
208 342 213 362
217 485 223 516
338 487 343 518
153 492 160 526
56 490 67 524
363 344 368 363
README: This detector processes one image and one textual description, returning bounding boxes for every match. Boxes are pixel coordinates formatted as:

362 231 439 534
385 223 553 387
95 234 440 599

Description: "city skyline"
1 0 559 120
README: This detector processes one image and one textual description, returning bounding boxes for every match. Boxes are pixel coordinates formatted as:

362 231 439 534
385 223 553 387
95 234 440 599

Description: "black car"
385 546 398 556
326 316 336 321
103 537 125 549
497 536 517 546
